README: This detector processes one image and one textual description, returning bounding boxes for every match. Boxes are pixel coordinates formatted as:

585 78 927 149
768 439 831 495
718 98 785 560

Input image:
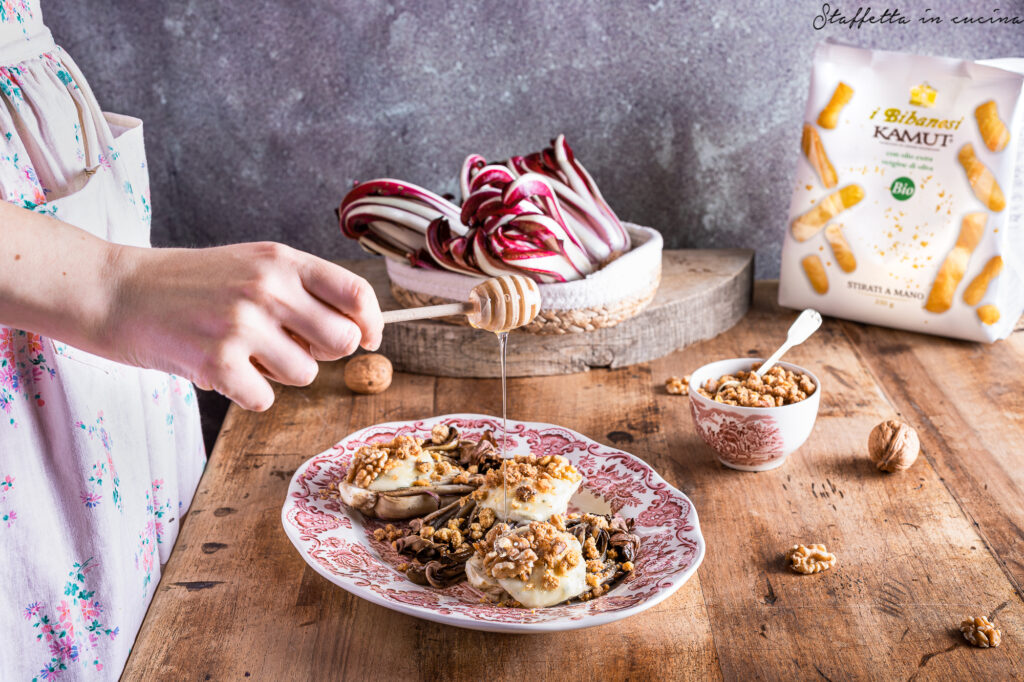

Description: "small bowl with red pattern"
687 358 821 471
281 414 705 633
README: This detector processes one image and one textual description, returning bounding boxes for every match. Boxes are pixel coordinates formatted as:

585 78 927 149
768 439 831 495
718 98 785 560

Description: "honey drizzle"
498 330 509 521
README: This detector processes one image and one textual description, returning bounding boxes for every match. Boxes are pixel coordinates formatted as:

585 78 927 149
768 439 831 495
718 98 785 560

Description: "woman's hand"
0 205 368 411
106 241 383 411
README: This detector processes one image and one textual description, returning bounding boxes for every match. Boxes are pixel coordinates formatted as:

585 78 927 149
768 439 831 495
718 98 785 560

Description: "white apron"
0 4 205 680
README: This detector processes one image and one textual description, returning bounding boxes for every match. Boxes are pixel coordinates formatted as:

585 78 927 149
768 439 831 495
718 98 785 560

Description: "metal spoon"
716 309 822 396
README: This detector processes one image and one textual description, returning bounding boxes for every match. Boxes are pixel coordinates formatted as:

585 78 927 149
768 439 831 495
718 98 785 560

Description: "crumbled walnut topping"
583 536 600 560
434 458 458 477
317 479 341 500
478 508 496 530
431 423 451 444
433 527 463 547
786 544 836 574
412 479 430 487
373 524 406 543
479 454 581 503
666 375 690 395
549 514 566 531
453 472 470 485
699 364 816 407
961 617 1001 648
515 485 536 502
473 521 582 589
621 561 634 572
344 435 423 488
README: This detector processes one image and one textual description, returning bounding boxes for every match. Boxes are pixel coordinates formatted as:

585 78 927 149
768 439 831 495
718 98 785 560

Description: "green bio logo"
890 177 915 201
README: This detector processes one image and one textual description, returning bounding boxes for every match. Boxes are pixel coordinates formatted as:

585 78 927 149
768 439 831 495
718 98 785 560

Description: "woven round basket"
386 224 663 335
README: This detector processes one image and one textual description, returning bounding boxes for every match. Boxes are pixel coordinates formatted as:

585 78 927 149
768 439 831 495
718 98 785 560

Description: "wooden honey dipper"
380 275 541 332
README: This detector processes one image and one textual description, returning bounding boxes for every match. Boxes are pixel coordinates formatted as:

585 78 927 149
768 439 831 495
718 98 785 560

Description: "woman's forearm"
0 200 383 410
0 201 122 352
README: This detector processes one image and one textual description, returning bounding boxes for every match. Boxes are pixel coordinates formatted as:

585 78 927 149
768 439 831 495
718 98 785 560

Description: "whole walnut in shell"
868 420 919 472
344 354 393 394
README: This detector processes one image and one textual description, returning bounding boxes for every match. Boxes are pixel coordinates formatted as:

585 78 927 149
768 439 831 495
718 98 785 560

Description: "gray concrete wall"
45 1 1024 277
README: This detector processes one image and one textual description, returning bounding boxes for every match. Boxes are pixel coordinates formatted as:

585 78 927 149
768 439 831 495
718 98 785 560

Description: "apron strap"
0 25 56 70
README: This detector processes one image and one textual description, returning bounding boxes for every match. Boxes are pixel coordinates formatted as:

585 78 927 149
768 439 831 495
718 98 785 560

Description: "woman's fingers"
278 293 363 362
250 326 320 387
157 244 384 412
199 343 277 412
299 258 383 351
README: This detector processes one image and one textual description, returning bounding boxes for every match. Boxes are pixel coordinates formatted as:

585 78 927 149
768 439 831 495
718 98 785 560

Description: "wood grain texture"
124 282 1024 681
347 249 753 377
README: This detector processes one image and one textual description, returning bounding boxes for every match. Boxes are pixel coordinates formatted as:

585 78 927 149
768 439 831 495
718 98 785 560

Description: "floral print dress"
0 3 206 680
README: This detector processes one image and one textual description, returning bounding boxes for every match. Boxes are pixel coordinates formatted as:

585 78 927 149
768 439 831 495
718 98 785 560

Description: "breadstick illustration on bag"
963 256 1003 306
958 144 1006 212
975 101 1010 153
802 255 829 294
802 124 838 188
817 82 853 129
825 224 856 273
924 212 988 313
977 304 1001 325
791 184 864 242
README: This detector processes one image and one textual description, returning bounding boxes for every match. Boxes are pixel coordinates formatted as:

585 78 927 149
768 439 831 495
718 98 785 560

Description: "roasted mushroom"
396 511 643 606
337 481 479 521
336 429 485 520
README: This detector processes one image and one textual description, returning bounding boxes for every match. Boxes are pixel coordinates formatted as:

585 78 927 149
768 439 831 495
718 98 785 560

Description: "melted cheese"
498 554 587 608
465 554 502 596
477 476 581 523
465 530 588 608
367 452 454 491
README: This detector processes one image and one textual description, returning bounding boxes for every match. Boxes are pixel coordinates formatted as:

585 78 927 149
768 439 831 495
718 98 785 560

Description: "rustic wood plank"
125 361 721 680
838 313 1024 599
650 283 1022 680
419 366 722 680
125 369 437 680
124 281 1024 681
347 249 753 377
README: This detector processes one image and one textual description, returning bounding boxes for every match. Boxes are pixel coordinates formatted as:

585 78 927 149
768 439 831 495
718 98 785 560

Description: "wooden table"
124 283 1024 680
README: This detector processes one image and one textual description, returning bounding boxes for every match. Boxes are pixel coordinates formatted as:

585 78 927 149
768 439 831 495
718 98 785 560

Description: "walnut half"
961 616 1001 648
868 420 920 472
786 544 836 574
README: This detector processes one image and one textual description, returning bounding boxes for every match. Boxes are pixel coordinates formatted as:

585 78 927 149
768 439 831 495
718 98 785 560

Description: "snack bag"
779 41 1024 342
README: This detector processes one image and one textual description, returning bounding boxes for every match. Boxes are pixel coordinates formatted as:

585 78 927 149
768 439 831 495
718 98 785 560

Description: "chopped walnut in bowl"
687 358 822 472
698 364 816 408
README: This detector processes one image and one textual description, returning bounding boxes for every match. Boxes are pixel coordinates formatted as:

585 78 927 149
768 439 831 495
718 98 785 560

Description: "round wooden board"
342 249 753 377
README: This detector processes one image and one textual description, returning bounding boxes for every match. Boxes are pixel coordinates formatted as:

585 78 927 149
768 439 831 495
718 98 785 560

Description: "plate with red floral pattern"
281 414 704 633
